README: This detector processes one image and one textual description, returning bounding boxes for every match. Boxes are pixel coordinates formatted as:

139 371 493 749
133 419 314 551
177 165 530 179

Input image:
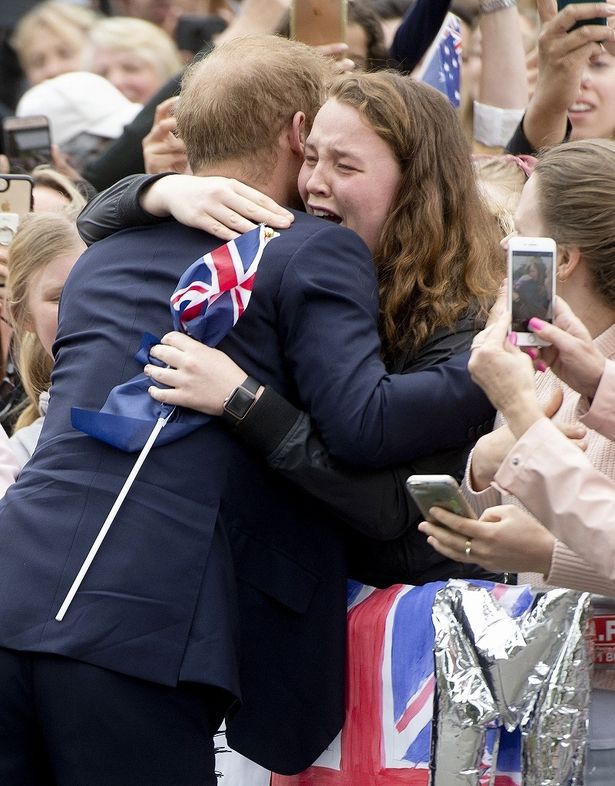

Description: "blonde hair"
473 155 533 236
7 209 83 430
11 1 96 73
534 139 615 309
88 17 182 81
31 167 87 211
176 35 331 178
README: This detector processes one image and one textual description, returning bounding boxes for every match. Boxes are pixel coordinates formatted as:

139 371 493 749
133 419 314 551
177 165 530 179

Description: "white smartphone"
406 474 477 523
507 236 556 347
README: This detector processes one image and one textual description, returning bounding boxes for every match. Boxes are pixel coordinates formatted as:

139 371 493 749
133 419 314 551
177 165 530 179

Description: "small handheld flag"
414 12 462 109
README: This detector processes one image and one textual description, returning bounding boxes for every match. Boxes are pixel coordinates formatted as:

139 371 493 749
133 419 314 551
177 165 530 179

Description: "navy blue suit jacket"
0 212 493 773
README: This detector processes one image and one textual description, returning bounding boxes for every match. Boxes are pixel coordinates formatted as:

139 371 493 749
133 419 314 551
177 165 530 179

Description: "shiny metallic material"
432 580 591 786
464 540 472 557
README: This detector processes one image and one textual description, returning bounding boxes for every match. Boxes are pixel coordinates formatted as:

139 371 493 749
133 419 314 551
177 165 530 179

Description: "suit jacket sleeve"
389 0 451 71
274 225 494 467
494 417 615 583
233 319 484 540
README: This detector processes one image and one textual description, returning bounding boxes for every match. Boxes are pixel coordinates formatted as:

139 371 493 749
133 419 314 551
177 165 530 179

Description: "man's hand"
144 332 248 414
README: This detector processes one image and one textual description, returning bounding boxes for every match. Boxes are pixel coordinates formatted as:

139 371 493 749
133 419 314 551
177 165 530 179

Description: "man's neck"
195 161 290 207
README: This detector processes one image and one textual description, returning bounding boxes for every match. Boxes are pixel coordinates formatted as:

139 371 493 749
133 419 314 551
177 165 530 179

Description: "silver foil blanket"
432 581 591 786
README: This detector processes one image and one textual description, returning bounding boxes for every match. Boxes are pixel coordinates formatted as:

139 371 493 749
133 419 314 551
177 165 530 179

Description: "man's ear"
557 246 581 281
289 111 306 157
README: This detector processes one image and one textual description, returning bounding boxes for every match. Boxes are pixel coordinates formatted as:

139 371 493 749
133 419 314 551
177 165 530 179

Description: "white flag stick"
56 413 171 622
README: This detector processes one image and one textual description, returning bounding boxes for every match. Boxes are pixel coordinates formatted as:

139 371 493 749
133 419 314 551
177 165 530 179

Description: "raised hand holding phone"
556 0 607 30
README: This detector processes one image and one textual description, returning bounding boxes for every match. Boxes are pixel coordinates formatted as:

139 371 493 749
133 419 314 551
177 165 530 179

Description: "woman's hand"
316 42 355 73
141 174 294 241
468 311 543 437
468 387 587 490
418 504 556 575
533 296 606 401
144 332 248 414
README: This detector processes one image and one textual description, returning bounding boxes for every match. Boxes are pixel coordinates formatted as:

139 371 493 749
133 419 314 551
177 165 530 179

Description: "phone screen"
406 477 476 522
3 123 52 173
510 250 555 332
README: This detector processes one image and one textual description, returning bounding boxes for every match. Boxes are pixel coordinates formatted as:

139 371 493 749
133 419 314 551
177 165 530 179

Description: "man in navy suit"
0 36 492 784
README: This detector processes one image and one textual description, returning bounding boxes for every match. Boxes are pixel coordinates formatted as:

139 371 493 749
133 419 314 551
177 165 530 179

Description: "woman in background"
6 209 85 465
422 139 615 786
88 17 183 104
11 1 97 86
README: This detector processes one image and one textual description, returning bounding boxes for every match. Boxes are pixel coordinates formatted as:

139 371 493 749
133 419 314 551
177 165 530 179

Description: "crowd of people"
0 0 615 783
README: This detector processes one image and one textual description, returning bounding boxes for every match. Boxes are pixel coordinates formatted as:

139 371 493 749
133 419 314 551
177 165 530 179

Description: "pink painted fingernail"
507 332 517 346
528 317 544 332
536 361 547 372
526 347 538 360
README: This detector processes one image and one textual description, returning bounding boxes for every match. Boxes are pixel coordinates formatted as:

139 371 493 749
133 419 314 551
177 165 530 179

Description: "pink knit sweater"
463 323 615 690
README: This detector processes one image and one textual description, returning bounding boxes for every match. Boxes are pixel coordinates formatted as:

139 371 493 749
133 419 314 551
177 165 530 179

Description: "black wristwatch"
222 376 261 426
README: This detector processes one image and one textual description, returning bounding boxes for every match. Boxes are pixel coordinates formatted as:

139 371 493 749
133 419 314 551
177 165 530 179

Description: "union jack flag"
71 224 277 451
170 223 275 343
416 13 462 108
272 581 531 786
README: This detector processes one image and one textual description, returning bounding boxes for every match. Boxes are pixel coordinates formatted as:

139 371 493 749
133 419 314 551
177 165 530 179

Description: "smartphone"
557 0 607 31
507 236 556 347
406 475 477 523
0 174 34 215
174 14 228 54
291 0 348 47
2 115 52 174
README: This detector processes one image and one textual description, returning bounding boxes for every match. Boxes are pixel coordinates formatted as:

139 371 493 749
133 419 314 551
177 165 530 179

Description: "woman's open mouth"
309 207 343 224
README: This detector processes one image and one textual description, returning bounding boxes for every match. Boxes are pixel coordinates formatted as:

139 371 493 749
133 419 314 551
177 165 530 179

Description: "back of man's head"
176 35 330 177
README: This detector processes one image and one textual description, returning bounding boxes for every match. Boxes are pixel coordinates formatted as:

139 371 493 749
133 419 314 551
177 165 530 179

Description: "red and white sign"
589 614 615 666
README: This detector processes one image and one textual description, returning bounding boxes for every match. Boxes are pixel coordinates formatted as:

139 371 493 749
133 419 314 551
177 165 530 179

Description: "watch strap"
222 376 261 426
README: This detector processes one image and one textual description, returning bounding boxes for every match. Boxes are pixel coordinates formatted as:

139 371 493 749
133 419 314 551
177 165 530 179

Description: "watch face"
224 386 255 420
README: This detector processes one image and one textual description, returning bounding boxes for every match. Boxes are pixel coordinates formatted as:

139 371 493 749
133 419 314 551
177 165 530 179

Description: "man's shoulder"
284 210 365 245
72 220 223 282
266 210 372 267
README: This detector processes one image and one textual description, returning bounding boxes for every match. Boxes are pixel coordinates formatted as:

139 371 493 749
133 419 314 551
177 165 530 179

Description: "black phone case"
557 0 607 31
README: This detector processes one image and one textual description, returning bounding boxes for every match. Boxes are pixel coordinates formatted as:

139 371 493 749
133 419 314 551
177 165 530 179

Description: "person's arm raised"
521 0 615 150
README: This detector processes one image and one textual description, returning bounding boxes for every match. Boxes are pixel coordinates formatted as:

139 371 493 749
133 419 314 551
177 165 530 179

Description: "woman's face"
25 245 84 357
297 99 402 254
569 51 615 141
91 49 160 104
24 27 85 85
